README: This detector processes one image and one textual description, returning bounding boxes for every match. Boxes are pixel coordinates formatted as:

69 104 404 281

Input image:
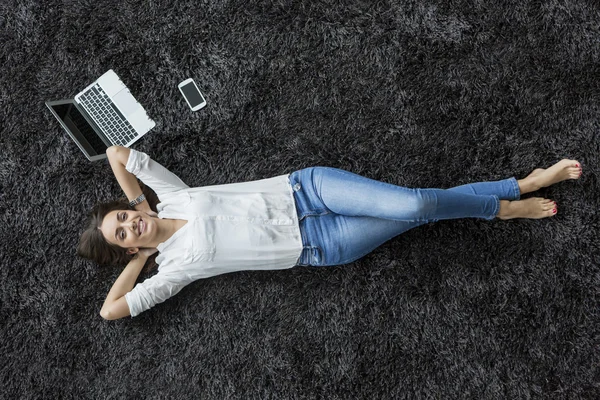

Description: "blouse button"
293 183 301 191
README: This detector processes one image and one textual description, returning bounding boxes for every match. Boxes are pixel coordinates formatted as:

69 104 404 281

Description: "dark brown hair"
77 184 159 272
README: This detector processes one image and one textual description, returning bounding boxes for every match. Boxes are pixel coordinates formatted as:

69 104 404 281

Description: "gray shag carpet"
1 0 599 398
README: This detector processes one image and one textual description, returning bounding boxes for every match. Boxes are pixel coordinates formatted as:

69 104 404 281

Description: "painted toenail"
576 164 579 167
553 209 556 213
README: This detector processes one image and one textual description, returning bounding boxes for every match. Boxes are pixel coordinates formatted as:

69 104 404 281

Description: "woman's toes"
541 199 555 211
573 161 583 177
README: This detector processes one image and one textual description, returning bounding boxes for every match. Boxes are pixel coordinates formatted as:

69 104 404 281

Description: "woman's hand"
145 210 158 218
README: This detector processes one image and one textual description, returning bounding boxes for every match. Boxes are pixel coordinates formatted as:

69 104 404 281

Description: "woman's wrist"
137 248 158 258
128 253 149 267
134 201 151 213
129 193 146 207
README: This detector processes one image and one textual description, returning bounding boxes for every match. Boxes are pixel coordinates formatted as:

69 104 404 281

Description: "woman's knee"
407 189 439 220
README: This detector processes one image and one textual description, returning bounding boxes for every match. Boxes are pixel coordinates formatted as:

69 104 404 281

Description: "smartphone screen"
181 82 204 107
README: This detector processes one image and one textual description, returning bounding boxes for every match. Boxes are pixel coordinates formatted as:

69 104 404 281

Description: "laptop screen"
50 103 108 155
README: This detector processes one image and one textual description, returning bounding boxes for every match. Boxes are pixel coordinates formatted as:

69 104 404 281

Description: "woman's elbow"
100 307 125 321
106 145 123 157
106 145 130 163
100 308 116 320
106 145 122 158
100 297 131 320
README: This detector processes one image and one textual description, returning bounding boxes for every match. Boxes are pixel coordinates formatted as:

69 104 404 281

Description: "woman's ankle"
517 177 539 195
497 200 512 219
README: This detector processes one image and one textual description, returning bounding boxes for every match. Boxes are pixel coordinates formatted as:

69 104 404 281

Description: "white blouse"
123 150 303 317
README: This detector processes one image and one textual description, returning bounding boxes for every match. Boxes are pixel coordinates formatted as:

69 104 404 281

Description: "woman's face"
99 210 158 253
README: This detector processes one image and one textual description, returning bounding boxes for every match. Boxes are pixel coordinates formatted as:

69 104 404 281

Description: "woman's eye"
120 230 125 240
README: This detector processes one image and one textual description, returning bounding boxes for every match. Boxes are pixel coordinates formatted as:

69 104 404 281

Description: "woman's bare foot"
497 198 557 220
525 168 545 179
520 160 582 194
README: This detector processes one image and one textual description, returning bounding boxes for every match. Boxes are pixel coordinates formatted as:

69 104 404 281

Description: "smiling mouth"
138 218 145 235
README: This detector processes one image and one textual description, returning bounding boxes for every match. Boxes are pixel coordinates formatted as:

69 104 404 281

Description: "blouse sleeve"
125 149 189 199
124 272 193 317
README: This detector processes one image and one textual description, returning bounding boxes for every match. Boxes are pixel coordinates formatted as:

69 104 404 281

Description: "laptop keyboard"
77 84 138 146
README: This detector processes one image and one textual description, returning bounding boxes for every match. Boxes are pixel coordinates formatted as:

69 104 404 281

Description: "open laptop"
46 69 156 161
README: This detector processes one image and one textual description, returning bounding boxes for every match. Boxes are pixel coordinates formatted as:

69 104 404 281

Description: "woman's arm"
106 146 151 213
100 252 150 320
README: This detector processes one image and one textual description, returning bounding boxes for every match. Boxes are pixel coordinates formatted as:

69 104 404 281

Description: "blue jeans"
289 167 521 266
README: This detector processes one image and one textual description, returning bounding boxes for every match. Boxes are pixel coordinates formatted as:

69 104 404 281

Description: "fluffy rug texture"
1 0 599 398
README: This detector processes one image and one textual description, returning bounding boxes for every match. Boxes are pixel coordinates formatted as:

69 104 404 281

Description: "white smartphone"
178 78 207 111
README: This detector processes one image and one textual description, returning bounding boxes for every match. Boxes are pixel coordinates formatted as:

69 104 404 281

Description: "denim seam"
299 219 308 245
300 210 330 219
340 248 373 265
293 169 333 219
492 195 500 219
312 169 333 214
511 177 521 200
